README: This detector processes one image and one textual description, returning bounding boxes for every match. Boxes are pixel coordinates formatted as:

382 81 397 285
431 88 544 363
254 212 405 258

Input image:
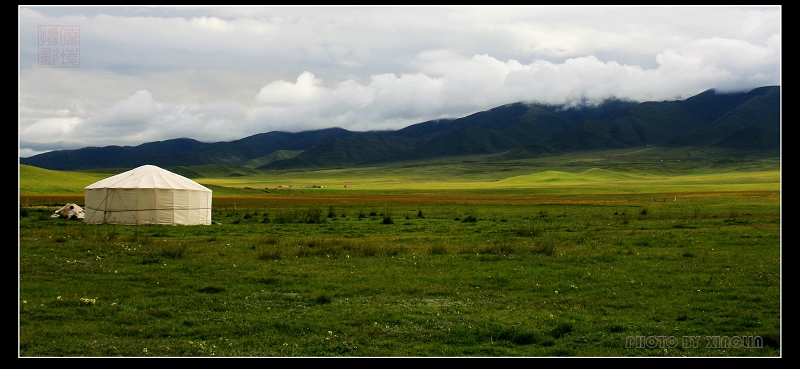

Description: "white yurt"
84 165 212 225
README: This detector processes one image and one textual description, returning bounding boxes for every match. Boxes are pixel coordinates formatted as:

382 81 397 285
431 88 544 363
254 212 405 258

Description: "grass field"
18 148 781 357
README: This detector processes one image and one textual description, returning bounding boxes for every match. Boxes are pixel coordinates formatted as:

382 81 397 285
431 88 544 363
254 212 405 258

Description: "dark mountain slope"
665 86 781 150
262 133 419 169
20 86 780 171
21 128 354 170
541 86 780 152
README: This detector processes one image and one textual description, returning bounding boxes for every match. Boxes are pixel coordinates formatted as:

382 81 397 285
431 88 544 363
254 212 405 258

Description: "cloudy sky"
18 5 781 158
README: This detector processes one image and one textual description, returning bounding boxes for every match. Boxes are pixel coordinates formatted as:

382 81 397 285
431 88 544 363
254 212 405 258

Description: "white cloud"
188 16 230 32
18 5 781 157
20 117 83 143
82 90 159 133
255 71 327 106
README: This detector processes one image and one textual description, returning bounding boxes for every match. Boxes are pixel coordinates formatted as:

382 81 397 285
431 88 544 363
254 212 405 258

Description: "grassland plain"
18 150 781 357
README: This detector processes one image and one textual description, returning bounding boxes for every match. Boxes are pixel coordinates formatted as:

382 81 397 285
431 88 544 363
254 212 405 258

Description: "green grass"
18 148 781 357
18 165 111 195
19 193 780 357
185 147 780 195
19 147 780 197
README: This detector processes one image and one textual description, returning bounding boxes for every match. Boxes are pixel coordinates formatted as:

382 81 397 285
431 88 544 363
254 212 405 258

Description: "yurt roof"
85 165 211 191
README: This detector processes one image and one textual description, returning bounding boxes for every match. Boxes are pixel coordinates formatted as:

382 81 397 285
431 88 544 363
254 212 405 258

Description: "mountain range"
19 85 780 171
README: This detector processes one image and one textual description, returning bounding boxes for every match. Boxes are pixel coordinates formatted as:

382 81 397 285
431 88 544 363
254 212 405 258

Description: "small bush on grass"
274 208 326 224
140 254 160 264
515 223 541 237
358 245 377 257
257 246 283 260
381 244 406 256
429 244 447 255
479 244 502 255
304 208 325 224
531 239 556 256
160 242 188 259
539 337 555 347
381 207 395 224
313 294 332 305
197 286 225 293
511 331 538 345
551 322 574 338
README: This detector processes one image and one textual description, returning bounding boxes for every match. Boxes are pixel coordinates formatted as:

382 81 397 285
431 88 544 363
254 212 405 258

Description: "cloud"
18 6 781 157
82 90 159 134
255 71 326 106
188 16 230 32
20 117 84 146
153 101 250 142
20 90 157 150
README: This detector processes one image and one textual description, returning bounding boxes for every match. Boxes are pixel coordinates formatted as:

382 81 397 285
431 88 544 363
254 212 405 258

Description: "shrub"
532 240 556 256
274 208 326 224
257 246 282 260
511 331 538 345
160 242 188 259
551 322 574 338
304 208 325 224
479 244 502 254
515 223 541 237
429 244 447 255
197 286 224 293
313 294 332 305
140 254 160 264
381 245 405 256
359 245 377 257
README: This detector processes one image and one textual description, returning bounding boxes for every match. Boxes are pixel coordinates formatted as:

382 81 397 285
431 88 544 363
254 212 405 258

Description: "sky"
18 5 781 158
